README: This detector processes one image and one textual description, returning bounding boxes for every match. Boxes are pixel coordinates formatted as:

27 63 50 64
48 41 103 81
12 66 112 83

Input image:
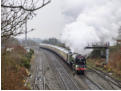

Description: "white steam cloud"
61 0 121 55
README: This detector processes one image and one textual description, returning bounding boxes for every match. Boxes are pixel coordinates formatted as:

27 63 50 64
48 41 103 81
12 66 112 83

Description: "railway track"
43 49 80 90
41 50 66 89
41 48 105 89
87 67 121 89
42 48 105 90
42 60 45 90
32 51 45 90
83 75 104 89
33 67 40 90
39 47 121 90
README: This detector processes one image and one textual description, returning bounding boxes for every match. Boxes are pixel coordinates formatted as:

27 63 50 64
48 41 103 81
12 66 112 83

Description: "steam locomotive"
67 52 86 74
40 44 86 74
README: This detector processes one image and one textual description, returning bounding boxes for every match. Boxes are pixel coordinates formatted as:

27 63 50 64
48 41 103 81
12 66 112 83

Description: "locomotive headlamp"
76 65 79 68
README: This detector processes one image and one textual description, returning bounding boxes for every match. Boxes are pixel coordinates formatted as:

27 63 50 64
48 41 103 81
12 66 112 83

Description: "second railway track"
87 67 121 89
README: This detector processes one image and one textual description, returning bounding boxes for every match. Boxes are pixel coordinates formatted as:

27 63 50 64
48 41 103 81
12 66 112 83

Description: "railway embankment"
2 44 34 90
87 45 121 81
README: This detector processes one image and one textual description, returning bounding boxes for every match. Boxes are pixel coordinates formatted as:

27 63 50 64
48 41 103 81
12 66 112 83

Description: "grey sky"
18 0 67 39
17 0 121 54
17 0 92 39
18 0 121 42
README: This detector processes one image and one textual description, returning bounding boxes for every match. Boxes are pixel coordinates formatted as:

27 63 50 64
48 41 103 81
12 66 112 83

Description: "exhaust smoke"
61 0 121 55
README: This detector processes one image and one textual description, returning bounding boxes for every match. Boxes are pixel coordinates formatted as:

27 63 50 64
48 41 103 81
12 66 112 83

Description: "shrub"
21 48 34 69
23 61 31 69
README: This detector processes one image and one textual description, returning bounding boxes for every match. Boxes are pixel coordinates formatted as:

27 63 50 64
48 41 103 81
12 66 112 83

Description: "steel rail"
42 49 79 90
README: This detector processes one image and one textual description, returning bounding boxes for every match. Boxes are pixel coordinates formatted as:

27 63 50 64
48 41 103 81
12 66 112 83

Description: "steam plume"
61 0 121 55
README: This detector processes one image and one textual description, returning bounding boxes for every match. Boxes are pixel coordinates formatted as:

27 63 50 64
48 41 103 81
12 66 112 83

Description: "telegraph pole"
25 19 27 46
106 48 109 64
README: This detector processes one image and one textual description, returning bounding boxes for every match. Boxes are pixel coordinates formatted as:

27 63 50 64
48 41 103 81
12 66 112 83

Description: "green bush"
23 61 31 69
21 49 34 69
25 49 34 60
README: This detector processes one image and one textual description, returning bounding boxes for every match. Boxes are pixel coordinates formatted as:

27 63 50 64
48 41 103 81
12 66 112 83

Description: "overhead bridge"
85 42 110 64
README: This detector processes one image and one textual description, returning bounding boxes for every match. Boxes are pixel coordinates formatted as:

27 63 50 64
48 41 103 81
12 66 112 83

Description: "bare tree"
1 0 51 41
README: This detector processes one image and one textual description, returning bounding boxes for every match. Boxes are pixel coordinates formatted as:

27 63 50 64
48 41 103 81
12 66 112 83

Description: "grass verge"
1 46 34 90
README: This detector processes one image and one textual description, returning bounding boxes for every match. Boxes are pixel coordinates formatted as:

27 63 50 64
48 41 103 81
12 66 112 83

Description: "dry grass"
107 46 121 76
1 45 30 90
87 45 121 80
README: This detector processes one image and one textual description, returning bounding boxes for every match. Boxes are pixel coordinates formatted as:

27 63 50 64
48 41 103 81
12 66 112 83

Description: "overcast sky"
18 0 90 39
17 0 121 54
18 0 68 39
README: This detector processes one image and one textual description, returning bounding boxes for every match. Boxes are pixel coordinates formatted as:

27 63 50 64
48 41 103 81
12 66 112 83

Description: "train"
40 43 86 74
68 52 86 74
